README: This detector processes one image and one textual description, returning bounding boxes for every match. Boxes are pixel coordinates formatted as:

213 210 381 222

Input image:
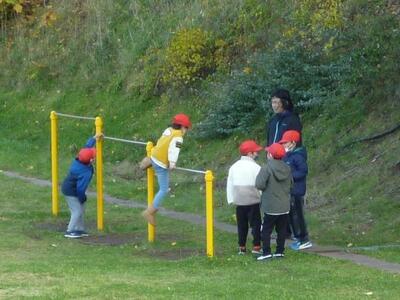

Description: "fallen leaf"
364 291 373 296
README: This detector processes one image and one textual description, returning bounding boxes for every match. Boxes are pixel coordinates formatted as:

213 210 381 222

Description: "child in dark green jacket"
255 143 292 260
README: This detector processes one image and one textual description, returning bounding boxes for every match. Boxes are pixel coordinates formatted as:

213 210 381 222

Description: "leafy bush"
260 43 346 109
0 0 43 21
196 70 269 138
0 0 24 17
335 0 400 98
162 28 217 87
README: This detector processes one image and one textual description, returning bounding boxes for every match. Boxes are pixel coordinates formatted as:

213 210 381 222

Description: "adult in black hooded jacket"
266 89 302 146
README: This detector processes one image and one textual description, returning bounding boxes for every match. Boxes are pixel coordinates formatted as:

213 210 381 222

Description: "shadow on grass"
33 220 205 260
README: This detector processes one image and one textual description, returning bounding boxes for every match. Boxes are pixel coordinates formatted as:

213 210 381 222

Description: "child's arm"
226 168 234 204
168 136 183 169
83 133 103 148
76 171 93 203
255 166 270 190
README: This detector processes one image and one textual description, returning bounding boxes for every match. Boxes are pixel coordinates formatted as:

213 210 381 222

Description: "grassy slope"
0 0 399 261
304 99 400 248
1 174 400 299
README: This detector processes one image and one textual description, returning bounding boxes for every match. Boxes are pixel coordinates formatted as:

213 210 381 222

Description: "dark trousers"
261 213 289 255
236 203 261 248
289 196 309 243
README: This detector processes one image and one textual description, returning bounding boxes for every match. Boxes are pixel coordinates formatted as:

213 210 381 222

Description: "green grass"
1 173 400 299
0 86 399 256
0 0 399 274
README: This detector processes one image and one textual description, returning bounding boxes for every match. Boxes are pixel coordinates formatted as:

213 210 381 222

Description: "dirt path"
2 170 400 274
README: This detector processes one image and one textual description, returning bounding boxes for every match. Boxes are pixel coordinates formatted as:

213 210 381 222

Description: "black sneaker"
64 231 82 239
273 253 285 258
75 230 89 237
257 254 273 261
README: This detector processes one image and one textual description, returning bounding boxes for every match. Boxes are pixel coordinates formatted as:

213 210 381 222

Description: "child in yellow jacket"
142 114 192 225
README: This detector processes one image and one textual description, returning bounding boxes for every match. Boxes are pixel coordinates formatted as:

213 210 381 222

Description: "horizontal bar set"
50 111 215 257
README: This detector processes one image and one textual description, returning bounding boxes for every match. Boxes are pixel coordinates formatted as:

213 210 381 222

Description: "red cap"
265 143 286 159
78 148 96 164
278 130 301 144
172 113 192 128
239 140 263 155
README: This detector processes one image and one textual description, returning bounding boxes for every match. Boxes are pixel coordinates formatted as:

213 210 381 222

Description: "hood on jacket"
70 158 92 173
269 159 291 181
287 146 307 161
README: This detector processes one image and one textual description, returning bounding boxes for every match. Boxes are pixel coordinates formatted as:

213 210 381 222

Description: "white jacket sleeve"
226 167 234 204
168 136 183 164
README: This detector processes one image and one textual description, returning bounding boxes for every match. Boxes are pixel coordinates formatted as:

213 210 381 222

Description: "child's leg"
289 196 300 239
249 203 261 247
65 196 82 232
275 214 289 254
236 205 249 249
261 214 276 255
152 164 169 209
293 196 309 243
142 163 169 225
76 202 86 232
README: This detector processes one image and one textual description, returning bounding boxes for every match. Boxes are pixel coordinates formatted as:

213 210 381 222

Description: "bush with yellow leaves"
0 0 43 20
162 28 217 87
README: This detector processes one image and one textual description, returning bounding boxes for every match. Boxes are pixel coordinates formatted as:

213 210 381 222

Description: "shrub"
196 70 269 138
0 0 44 22
162 28 216 87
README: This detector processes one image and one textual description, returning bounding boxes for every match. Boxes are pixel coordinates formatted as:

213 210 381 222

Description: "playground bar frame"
50 111 215 257
50 111 104 230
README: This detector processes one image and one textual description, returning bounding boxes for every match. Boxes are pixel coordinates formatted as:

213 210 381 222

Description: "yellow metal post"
146 142 155 242
95 117 104 231
205 170 214 258
50 111 59 216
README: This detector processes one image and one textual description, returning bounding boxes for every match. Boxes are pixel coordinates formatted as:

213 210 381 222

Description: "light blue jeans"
152 163 169 209
65 195 86 232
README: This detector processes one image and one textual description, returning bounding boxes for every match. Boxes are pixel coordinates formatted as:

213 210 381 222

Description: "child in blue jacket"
61 133 102 238
279 130 312 250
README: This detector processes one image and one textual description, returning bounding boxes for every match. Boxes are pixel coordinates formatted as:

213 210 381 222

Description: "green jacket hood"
269 159 292 181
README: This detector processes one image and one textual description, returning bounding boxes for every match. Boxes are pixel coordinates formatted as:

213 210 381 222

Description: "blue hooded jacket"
61 137 96 203
282 146 308 196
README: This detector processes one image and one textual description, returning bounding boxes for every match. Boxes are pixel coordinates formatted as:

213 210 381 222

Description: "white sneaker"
257 254 273 261
298 241 313 250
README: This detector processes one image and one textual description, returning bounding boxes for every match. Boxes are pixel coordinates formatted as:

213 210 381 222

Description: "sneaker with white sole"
251 246 262 255
75 230 89 237
298 241 312 250
64 231 82 239
257 254 273 261
273 253 285 258
238 247 246 255
291 241 312 250
289 241 300 250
